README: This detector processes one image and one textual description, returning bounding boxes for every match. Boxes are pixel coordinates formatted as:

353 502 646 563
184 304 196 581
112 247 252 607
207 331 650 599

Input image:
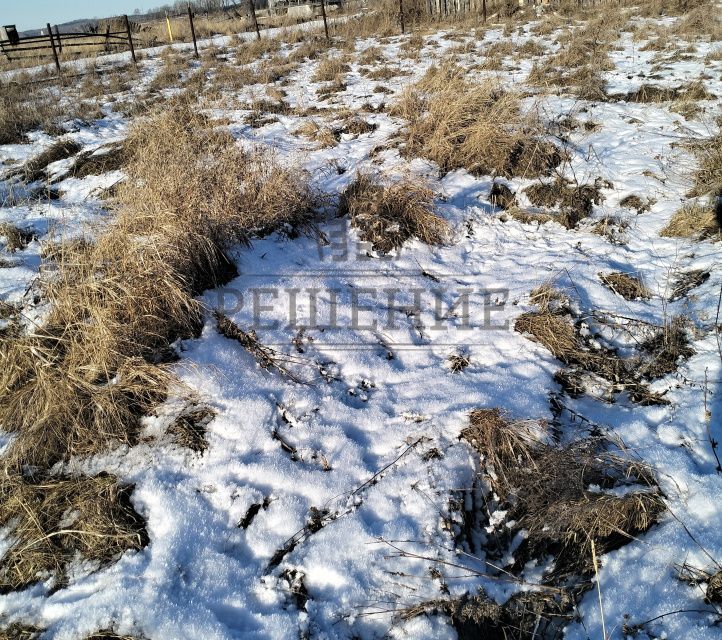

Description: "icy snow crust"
1 11 721 640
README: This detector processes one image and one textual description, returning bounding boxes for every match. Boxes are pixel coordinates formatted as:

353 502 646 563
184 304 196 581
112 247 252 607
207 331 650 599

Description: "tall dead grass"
0 104 316 471
393 66 560 178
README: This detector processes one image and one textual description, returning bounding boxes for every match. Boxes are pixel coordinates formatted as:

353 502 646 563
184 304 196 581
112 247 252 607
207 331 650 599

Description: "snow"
1 7 722 640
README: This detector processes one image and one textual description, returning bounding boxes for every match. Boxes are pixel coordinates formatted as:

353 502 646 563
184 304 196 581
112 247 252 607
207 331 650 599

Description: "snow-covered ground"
1 8 721 640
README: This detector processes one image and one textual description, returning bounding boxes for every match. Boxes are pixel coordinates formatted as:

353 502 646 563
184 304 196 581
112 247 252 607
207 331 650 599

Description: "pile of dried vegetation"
0 102 317 591
338 173 450 253
514 285 693 404
405 408 664 637
522 177 608 228
392 65 561 178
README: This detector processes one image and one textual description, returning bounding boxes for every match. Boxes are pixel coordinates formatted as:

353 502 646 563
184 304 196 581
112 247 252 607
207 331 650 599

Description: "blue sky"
2 1 162 31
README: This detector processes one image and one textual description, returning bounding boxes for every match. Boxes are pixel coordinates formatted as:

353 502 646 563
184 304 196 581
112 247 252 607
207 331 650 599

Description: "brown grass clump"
515 287 691 403
690 130 722 198
294 121 338 148
600 271 650 300
0 104 316 471
20 138 82 183
167 406 215 453
669 268 709 301
489 183 516 210
660 202 719 240
0 474 147 591
0 624 42 639
65 143 127 181
312 56 351 83
396 71 560 178
338 173 449 253
461 408 664 577
0 224 35 253
523 178 607 228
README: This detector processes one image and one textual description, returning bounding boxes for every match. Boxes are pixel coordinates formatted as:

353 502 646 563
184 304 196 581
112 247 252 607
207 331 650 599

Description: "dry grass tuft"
524 177 607 228
448 352 470 373
669 268 710 301
690 130 722 198
461 408 664 577
395 70 560 178
0 224 35 253
294 120 338 148
63 143 127 181
167 406 215 453
312 56 351 83
21 139 82 184
515 286 691 403
339 173 449 253
600 271 650 300
0 474 147 591
489 183 516 210
0 82 64 144
659 202 719 240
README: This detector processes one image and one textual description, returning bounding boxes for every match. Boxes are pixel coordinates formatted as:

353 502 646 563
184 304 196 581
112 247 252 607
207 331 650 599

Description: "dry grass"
0 104 316 472
461 408 664 577
20 138 82 184
0 82 64 144
395 69 560 178
659 202 719 240
0 474 147 591
168 406 215 453
669 268 710 301
690 130 722 198
600 272 650 300
0 223 35 253
338 173 449 253
312 56 351 83
293 120 338 148
515 286 691 403
523 177 606 228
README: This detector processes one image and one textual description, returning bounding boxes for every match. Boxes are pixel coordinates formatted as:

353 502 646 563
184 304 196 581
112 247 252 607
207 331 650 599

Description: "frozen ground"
1 8 721 640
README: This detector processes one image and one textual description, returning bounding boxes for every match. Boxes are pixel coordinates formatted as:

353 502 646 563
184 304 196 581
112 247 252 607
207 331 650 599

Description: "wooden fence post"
54 25 62 53
124 14 137 63
188 5 199 57
249 0 261 40
46 23 61 74
399 0 406 33
482 0 487 23
320 0 330 41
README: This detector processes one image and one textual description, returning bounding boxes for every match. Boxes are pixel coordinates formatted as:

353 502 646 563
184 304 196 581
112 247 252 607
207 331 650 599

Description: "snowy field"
1 5 721 639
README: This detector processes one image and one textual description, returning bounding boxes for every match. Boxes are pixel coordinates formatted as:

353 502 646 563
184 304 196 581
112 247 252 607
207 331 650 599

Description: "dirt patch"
600 271 650 300
338 173 449 253
0 474 147 592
